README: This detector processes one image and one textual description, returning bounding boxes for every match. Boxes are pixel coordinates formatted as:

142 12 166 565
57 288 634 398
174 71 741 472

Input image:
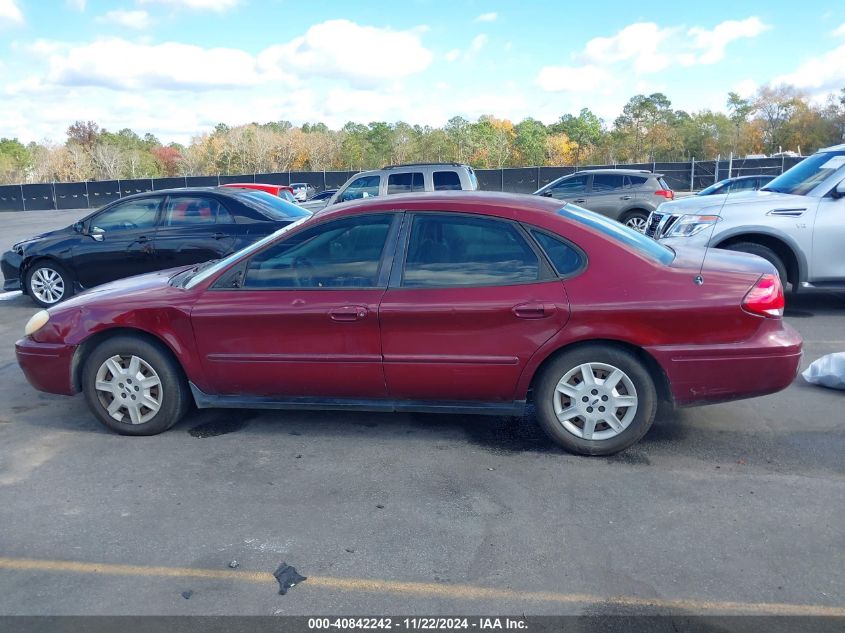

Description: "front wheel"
82 336 190 436
26 261 74 307
534 345 657 455
723 242 788 289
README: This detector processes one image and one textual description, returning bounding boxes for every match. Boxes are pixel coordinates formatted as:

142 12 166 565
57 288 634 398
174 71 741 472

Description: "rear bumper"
2 250 23 292
646 320 803 406
15 337 77 396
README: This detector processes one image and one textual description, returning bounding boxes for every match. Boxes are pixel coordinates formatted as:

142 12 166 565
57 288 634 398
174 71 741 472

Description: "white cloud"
258 19 432 87
66 0 86 11
581 22 675 73
833 23 845 37
773 44 845 94
445 48 461 62
444 34 487 63
536 64 609 93
0 0 24 26
138 0 238 10
45 38 264 91
732 79 757 97
97 10 153 30
687 17 770 64
475 12 497 23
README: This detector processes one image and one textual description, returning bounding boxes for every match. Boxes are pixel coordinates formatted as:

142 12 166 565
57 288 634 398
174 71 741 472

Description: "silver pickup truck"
647 144 845 292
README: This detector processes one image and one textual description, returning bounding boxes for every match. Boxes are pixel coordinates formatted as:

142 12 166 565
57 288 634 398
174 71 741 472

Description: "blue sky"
1 0 844 144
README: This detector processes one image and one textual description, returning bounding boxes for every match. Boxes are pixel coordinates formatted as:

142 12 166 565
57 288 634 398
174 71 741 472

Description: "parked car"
291 182 316 202
16 192 801 456
648 144 845 292
533 169 674 233
1 188 310 307
696 175 774 196
220 183 299 204
327 163 478 206
300 189 337 212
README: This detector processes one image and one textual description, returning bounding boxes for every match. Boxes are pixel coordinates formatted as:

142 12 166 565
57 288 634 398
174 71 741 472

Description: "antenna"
695 161 734 286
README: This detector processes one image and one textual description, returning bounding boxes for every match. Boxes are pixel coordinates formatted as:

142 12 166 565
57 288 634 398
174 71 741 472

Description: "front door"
379 213 570 402
72 196 162 288
810 192 845 281
190 213 400 398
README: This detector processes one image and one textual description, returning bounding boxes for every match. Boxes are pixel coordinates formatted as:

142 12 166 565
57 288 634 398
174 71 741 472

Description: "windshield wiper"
179 259 219 287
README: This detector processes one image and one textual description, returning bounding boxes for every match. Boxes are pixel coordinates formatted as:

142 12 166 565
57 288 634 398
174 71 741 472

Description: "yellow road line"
0 556 843 616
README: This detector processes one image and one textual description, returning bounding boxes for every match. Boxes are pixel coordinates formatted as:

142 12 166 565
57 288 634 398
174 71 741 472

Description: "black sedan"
1 187 311 307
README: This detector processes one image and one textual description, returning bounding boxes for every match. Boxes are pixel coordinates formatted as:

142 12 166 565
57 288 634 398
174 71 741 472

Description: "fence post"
51 181 57 210
781 154 785 174
690 158 695 192
117 179 122 198
728 152 733 179
714 155 720 184
84 180 90 209
20 184 26 212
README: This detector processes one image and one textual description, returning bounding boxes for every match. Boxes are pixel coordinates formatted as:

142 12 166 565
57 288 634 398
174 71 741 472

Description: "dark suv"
534 169 674 232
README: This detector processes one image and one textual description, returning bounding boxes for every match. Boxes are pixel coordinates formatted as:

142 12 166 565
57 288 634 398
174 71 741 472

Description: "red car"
219 183 298 204
15 192 802 455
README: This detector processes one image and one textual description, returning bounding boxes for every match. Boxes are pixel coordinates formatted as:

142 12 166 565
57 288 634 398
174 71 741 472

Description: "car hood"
52 266 192 312
657 189 806 215
13 226 74 249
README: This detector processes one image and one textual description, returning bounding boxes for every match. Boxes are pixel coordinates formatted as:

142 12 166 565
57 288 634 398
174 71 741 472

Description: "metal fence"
0 156 805 212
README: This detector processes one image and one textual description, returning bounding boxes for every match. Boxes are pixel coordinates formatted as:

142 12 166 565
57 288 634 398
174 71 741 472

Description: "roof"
819 144 845 153
571 168 659 176
315 190 562 222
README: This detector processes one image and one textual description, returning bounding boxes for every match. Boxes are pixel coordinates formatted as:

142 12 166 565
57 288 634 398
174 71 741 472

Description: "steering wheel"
292 256 316 287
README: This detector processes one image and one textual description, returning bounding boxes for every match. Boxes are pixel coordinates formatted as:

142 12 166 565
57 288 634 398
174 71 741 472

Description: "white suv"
649 144 845 292
325 163 478 208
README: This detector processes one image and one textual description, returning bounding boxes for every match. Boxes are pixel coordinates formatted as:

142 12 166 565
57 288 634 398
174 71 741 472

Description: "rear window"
558 204 674 265
387 172 424 194
231 191 312 221
625 175 648 187
433 171 462 191
592 174 625 191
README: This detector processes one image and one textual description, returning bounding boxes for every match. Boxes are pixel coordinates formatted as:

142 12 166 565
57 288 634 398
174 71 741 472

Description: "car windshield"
558 203 675 264
762 150 845 195
183 215 311 289
697 181 727 196
232 190 311 220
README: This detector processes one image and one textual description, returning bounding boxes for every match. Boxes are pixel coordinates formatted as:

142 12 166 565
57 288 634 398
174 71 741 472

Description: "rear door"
379 213 570 402
386 172 424 195
154 195 236 270
73 196 163 287
588 173 626 217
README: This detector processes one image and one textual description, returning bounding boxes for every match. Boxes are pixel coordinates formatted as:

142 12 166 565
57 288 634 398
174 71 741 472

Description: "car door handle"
329 305 368 322
138 235 149 243
572 198 586 204
512 303 555 319
620 195 633 200
213 232 227 239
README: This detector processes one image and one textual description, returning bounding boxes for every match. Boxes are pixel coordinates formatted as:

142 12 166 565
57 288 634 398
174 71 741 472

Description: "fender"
710 225 808 285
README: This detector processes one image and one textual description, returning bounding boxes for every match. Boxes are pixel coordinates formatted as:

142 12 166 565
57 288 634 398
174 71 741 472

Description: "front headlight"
24 310 49 336
664 214 722 238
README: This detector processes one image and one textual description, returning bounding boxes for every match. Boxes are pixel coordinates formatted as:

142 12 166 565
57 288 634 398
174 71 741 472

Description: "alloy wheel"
94 354 163 425
553 362 639 441
29 267 65 304
624 216 648 233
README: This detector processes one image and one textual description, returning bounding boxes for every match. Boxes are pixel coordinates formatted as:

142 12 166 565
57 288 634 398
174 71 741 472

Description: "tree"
66 120 100 149
614 93 674 161
753 85 802 153
550 108 604 165
514 118 548 167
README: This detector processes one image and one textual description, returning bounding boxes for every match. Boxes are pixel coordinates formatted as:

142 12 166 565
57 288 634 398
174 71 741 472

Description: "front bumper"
1 250 23 292
646 320 803 406
16 337 77 396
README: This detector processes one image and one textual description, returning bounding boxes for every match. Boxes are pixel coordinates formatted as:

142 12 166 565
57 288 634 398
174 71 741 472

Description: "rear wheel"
25 261 74 307
723 242 788 288
534 345 657 455
82 336 190 436
621 210 650 233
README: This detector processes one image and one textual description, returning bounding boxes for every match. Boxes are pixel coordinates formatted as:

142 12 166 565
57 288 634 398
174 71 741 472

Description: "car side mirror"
73 221 85 234
834 180 845 199
91 226 105 241
542 190 554 197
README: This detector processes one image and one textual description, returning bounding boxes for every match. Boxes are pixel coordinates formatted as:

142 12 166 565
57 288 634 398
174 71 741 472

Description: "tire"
534 344 658 456
82 335 190 436
621 210 650 233
25 260 75 308
723 242 788 288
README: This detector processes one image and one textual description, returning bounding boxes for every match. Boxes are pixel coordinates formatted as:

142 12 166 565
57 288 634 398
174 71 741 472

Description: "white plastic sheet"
802 353 845 390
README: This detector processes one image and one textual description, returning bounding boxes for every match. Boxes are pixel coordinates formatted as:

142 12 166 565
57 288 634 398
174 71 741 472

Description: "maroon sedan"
16 192 802 455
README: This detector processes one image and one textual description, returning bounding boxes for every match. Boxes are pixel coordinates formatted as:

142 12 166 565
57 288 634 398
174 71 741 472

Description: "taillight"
742 274 784 318
655 189 674 199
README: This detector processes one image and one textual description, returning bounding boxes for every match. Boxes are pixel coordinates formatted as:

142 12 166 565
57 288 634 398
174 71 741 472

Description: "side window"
624 175 648 188
433 171 462 191
387 172 424 194
340 176 380 202
591 174 625 192
92 197 161 232
163 196 227 226
550 175 587 194
243 214 393 289
531 230 583 276
402 215 539 288
731 178 756 192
